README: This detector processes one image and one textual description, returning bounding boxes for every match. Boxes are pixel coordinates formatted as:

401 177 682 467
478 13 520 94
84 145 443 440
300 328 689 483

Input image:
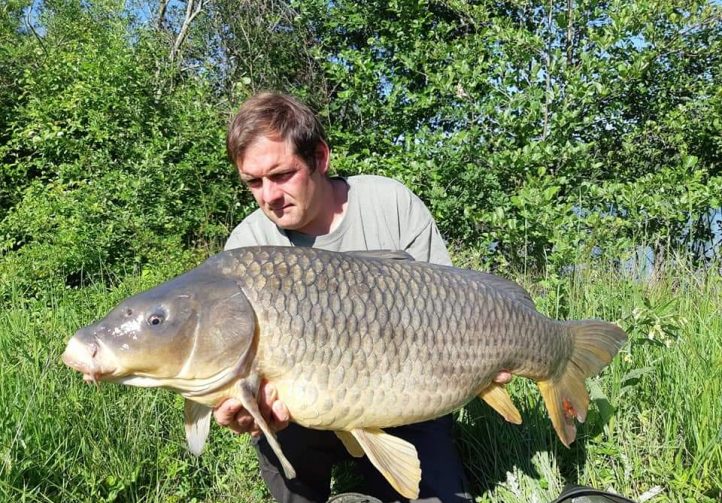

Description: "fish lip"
80 367 129 385
81 372 102 385
62 336 120 382
72 364 116 384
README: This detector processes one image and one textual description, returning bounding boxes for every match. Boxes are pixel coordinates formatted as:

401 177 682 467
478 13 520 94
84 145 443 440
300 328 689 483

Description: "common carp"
62 246 627 498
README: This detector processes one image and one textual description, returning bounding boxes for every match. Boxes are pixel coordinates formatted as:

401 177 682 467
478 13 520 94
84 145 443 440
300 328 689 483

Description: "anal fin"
479 383 522 424
350 428 421 499
335 431 364 457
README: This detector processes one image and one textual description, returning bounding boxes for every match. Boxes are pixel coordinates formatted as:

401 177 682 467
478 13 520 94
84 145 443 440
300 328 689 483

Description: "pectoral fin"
335 430 364 457
236 380 296 479
184 399 212 456
479 383 522 424
350 428 421 499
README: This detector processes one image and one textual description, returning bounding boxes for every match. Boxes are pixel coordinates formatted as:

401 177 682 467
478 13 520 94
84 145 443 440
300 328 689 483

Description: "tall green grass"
1 261 720 502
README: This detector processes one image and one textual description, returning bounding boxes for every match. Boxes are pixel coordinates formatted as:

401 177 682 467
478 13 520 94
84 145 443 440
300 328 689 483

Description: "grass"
1 259 720 502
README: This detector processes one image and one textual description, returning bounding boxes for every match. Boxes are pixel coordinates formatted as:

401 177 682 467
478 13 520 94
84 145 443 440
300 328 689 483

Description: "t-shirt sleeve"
224 221 261 250
398 187 453 267
224 210 278 250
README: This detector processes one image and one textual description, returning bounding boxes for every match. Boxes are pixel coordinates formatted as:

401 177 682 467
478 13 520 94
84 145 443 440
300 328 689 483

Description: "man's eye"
271 172 293 182
245 179 261 188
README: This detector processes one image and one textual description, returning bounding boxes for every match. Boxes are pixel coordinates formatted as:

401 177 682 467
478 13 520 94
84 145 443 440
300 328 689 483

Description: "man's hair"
226 92 328 171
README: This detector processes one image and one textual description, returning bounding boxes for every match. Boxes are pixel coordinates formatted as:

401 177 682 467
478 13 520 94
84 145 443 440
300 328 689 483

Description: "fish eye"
147 313 165 326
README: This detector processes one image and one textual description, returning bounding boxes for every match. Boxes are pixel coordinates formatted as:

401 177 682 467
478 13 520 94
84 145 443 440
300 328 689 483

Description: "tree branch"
24 0 49 60
170 0 210 65
156 0 169 30
566 0 575 66
542 0 554 140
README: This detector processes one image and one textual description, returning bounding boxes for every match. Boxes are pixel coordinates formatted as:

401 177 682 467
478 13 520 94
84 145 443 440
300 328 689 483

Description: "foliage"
299 0 722 272
202 0 326 103
0 0 34 211
1 0 721 296
0 0 257 300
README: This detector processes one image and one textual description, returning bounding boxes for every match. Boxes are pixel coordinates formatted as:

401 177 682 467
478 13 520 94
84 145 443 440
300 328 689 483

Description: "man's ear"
314 141 330 175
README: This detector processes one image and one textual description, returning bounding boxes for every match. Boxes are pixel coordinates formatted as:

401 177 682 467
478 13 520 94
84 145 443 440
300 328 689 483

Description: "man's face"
237 136 326 232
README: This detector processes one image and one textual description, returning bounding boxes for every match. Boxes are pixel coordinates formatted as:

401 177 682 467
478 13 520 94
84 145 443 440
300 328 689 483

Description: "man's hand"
213 380 290 437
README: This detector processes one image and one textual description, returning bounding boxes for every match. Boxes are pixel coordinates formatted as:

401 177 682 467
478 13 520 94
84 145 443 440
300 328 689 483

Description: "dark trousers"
254 415 472 503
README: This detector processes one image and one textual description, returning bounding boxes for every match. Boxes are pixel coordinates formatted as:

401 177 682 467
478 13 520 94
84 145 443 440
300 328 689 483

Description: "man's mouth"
269 204 292 213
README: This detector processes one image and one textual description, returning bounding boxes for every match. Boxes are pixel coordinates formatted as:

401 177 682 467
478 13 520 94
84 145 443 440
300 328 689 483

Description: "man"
214 92 511 502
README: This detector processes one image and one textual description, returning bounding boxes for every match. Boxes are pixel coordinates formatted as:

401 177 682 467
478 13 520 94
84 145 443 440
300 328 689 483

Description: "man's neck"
295 177 349 237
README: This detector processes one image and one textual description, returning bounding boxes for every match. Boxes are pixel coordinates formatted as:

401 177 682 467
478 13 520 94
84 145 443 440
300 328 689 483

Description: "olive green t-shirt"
224 174 452 266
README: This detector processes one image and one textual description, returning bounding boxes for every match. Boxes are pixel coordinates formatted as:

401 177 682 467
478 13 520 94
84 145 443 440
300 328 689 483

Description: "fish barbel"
62 246 627 498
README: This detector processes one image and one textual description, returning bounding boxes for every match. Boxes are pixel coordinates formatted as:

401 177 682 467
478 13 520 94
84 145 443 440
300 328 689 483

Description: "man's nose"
262 179 283 203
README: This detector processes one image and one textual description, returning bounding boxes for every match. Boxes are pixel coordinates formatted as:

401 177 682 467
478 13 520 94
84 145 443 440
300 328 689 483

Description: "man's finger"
271 400 290 427
258 381 278 420
235 414 256 434
214 398 243 427
493 370 513 385
214 399 258 435
258 381 290 433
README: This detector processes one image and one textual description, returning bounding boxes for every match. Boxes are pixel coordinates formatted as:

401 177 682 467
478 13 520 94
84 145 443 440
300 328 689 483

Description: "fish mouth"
62 336 185 390
81 372 102 386
62 336 119 384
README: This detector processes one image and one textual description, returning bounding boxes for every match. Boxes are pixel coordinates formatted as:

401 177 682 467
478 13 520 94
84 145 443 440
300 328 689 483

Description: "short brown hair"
226 92 328 171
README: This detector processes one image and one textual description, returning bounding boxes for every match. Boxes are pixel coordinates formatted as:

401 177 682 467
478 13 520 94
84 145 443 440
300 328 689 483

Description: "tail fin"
538 320 627 447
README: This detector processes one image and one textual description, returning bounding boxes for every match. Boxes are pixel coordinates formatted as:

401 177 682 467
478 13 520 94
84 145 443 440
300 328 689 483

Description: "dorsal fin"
344 250 415 261
471 272 537 310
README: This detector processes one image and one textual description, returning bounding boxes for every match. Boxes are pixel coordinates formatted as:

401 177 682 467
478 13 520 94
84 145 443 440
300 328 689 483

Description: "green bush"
0 2 257 300
1 0 721 300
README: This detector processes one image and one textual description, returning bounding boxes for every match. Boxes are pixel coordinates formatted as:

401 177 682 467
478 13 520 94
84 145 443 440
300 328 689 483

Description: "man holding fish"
63 91 625 503
214 92 512 502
